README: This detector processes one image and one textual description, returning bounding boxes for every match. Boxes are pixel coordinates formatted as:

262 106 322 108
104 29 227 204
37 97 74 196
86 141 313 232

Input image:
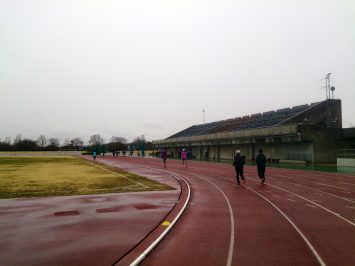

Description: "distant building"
153 99 355 163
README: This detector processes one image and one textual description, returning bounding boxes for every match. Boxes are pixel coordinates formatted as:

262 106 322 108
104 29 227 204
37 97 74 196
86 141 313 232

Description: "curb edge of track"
113 168 191 266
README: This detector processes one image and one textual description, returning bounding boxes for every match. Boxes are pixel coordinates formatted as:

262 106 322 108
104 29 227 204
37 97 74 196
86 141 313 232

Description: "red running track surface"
1 155 353 266
105 156 355 266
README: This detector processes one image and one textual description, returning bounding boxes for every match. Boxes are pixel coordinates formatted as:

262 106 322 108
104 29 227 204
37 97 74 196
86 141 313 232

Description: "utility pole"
203 109 205 124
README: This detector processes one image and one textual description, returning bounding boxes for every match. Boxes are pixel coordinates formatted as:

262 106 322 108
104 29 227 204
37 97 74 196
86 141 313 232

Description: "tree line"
0 134 153 152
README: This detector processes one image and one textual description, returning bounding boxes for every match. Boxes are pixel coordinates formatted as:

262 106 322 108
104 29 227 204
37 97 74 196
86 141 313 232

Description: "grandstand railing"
337 149 355 159
153 124 299 145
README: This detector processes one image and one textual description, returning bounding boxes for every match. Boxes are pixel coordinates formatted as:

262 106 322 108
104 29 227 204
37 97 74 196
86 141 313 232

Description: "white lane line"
305 204 317 208
266 173 350 190
283 181 355 203
192 165 355 227
316 182 349 191
194 174 235 266
265 183 355 227
287 199 296 202
312 200 323 203
244 185 326 266
129 170 191 266
272 194 280 197
339 182 355 186
345 206 355 210
106 161 192 266
341 191 351 194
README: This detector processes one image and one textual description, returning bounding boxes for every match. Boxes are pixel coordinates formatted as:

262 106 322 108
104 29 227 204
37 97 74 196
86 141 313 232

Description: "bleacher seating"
167 102 318 139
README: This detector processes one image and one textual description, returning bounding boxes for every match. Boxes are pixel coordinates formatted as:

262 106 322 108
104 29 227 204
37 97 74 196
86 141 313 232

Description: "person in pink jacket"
181 149 187 168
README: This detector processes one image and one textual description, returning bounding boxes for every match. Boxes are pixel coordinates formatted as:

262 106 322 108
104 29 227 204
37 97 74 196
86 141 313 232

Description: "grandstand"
153 99 355 163
167 102 322 138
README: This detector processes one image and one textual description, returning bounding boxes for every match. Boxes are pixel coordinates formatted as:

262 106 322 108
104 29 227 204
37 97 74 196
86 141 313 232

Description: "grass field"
0 157 173 199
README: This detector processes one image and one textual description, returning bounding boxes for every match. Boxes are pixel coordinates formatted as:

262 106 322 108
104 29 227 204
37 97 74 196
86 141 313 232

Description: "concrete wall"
211 141 313 162
259 142 313 162
337 158 355 167
220 145 234 160
300 126 341 163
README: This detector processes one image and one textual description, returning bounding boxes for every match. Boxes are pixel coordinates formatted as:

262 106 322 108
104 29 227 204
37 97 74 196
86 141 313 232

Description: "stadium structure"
153 99 355 164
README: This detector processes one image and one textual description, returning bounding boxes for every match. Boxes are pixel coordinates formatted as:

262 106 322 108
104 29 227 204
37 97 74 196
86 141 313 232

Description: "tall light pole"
203 109 205 124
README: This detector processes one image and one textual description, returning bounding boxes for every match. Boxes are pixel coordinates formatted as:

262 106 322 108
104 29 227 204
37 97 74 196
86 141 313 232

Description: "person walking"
233 150 246 184
161 148 167 168
92 150 97 160
181 149 187 168
256 149 267 184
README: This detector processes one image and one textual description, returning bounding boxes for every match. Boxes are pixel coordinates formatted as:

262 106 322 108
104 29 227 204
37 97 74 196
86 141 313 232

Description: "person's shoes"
237 182 240 185
261 178 265 184
243 179 246 184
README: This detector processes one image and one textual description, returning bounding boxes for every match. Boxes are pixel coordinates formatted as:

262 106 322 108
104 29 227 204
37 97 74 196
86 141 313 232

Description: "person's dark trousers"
235 166 244 183
257 166 265 179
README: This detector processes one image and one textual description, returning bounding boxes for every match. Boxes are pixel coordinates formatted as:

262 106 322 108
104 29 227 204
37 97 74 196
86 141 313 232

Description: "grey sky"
1 1 354 144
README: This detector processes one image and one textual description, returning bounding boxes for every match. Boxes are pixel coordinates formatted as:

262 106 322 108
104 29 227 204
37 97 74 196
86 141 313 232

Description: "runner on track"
233 150 246 185
161 148 167 168
181 149 187 168
256 149 267 184
92 150 97 160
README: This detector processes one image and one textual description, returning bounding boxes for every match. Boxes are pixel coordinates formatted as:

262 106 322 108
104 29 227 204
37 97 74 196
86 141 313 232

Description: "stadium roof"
168 102 321 139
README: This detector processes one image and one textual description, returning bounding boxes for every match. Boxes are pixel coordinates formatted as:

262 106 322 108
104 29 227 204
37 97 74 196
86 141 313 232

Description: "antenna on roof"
320 73 332 100
326 73 331 99
203 109 206 124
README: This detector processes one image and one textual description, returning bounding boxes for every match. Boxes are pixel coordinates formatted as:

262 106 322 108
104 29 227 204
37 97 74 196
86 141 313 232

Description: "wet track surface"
111 156 355 266
1 155 354 266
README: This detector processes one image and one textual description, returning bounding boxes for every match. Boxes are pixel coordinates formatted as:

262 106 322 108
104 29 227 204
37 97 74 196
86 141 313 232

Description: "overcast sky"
1 1 354 144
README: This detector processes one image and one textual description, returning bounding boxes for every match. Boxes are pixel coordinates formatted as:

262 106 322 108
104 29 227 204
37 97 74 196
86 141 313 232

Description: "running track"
100 156 355 266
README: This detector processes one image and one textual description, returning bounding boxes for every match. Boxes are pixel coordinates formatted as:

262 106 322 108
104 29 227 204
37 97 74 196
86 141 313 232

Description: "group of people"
161 148 187 168
233 149 266 184
160 147 267 184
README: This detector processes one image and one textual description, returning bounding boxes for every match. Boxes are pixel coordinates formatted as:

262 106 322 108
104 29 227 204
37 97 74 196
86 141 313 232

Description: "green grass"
0 157 174 199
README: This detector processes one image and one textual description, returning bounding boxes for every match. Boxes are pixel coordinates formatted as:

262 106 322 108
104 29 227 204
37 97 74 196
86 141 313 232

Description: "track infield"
0 156 173 199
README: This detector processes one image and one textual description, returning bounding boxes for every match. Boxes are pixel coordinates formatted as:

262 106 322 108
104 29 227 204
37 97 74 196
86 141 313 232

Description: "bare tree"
5 136 11 144
63 138 71 147
90 134 105 146
48 138 60 149
132 135 146 155
13 134 22 145
109 136 127 151
37 135 47 149
89 134 105 153
132 135 146 147
71 137 84 150
110 136 127 144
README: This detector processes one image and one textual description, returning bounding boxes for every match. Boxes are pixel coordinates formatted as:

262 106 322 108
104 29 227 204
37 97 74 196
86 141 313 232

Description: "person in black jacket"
233 150 246 184
256 149 267 184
